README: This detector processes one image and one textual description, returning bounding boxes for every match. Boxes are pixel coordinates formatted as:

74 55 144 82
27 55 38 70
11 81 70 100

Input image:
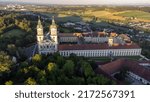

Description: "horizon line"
0 1 150 6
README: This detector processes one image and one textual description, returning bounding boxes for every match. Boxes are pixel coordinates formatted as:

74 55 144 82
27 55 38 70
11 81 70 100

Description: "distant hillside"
117 10 150 20
82 9 150 22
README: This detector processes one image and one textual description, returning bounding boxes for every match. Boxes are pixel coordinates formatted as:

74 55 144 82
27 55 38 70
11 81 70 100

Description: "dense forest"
0 52 115 85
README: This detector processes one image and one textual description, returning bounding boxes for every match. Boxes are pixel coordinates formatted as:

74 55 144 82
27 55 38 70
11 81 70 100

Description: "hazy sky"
1 0 150 5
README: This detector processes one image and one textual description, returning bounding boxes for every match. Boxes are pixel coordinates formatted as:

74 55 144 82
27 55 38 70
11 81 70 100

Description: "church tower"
50 16 58 44
37 17 44 42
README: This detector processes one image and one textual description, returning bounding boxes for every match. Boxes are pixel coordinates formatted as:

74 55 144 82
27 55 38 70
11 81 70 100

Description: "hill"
117 10 150 20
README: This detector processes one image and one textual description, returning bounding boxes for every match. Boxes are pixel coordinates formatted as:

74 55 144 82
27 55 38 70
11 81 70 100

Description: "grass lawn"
89 56 141 62
2 29 26 38
89 57 111 62
114 56 141 60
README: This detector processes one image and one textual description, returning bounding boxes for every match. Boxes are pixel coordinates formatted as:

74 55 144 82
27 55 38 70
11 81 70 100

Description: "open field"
117 10 150 20
84 10 125 21
40 9 150 23
41 12 82 22
83 10 150 22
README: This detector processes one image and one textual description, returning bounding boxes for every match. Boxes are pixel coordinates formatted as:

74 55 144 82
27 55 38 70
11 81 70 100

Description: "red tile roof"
58 43 140 51
59 32 107 37
97 59 150 81
59 33 76 37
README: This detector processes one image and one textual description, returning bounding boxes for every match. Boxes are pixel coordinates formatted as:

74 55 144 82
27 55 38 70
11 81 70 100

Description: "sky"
0 0 150 5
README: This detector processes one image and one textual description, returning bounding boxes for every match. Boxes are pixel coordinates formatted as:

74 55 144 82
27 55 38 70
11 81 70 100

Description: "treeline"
0 12 32 34
0 53 115 85
0 13 16 34
0 11 37 58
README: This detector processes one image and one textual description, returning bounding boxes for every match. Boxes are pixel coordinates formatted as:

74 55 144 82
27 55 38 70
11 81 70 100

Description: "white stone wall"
59 49 141 57
38 42 57 55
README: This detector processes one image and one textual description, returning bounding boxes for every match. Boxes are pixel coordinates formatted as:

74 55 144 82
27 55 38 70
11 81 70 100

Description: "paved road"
140 54 149 61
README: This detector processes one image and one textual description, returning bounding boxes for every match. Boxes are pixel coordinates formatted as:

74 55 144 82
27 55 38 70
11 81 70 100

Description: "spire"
37 16 43 29
52 16 56 26
50 16 57 30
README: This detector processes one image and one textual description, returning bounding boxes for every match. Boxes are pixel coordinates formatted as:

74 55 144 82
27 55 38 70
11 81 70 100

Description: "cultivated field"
117 10 150 20
84 10 150 22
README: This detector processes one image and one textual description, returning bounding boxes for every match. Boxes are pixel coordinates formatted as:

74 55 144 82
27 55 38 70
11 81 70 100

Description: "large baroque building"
37 17 141 57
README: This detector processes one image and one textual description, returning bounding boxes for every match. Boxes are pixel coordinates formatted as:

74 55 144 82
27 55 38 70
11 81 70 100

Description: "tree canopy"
0 51 13 73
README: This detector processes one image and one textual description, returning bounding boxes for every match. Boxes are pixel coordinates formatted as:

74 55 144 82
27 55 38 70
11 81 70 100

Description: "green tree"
25 77 37 85
0 51 13 73
47 62 57 72
20 61 28 68
7 44 16 56
81 61 94 78
32 54 42 63
63 60 75 76
56 56 65 68
15 19 19 25
5 80 13 85
38 76 47 85
93 75 112 85
27 65 40 78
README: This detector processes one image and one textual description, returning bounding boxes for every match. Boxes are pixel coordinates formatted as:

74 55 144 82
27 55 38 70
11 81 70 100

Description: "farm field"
40 9 150 22
84 10 125 21
117 10 150 20
82 10 150 22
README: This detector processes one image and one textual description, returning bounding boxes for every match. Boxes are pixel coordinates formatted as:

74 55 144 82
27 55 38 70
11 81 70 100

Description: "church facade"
36 17 142 57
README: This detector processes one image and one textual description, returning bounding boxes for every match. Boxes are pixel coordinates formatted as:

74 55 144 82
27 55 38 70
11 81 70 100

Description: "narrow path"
140 54 149 61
